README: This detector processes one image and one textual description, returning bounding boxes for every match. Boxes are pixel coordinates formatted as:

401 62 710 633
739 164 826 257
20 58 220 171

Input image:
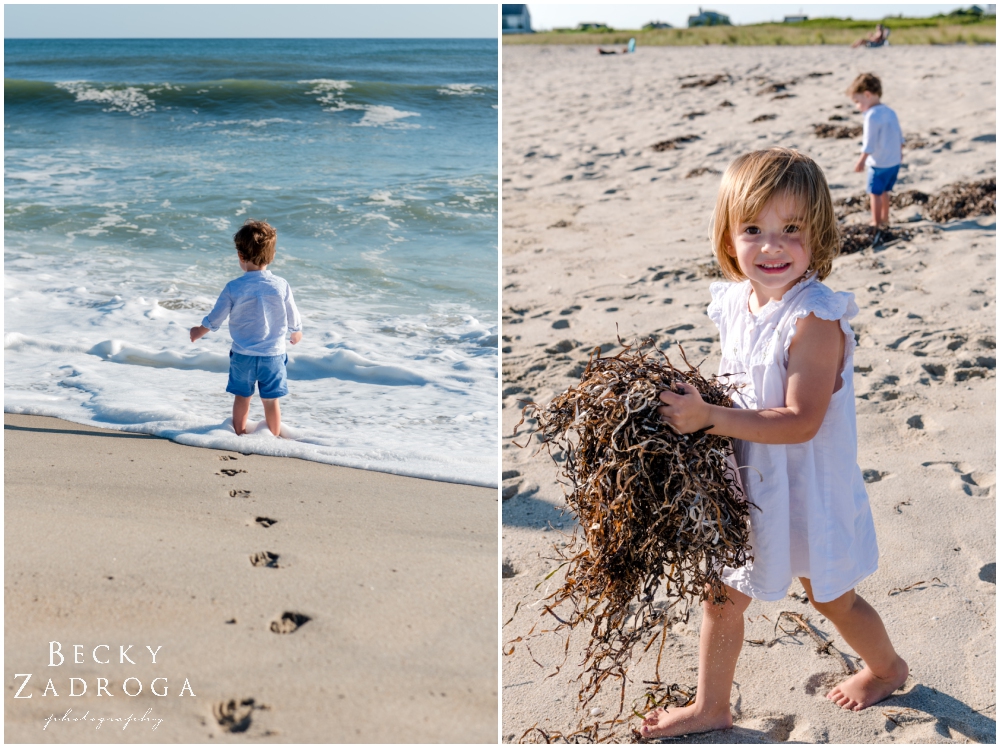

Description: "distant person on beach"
642 149 908 739
190 219 302 437
597 37 636 54
848 73 904 233
851 23 889 48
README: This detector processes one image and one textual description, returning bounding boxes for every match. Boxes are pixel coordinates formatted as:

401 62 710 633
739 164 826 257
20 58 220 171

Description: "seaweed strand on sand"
511 338 752 716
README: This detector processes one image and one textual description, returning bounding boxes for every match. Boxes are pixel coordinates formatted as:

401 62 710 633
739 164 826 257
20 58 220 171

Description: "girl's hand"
289 331 303 345
190 325 209 343
657 382 712 434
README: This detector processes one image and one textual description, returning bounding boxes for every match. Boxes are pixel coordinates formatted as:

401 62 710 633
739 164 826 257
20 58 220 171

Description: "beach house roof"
502 4 532 33
687 7 732 27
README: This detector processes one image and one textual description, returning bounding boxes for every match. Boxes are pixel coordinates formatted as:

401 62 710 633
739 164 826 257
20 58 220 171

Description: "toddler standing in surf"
848 72 904 233
190 219 302 437
643 148 907 738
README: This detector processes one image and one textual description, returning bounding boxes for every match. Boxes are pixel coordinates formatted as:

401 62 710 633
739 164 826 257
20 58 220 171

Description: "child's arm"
191 287 233 343
658 314 845 444
284 284 303 345
856 115 872 172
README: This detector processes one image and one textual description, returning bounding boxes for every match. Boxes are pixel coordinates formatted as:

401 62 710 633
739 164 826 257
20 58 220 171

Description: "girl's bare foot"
826 657 908 711
639 704 732 739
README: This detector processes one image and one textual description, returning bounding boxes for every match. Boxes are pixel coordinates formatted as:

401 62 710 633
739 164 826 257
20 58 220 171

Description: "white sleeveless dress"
707 277 879 604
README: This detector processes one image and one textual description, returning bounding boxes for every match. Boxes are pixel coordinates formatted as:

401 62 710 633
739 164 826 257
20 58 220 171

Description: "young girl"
642 148 908 738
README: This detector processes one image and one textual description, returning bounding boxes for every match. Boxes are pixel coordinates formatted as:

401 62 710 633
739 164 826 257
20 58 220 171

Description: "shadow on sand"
4 423 161 440
502 492 571 531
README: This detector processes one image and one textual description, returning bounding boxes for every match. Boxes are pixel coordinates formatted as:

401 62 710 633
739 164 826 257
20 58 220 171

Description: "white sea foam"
355 104 420 128
55 81 156 116
4 251 497 486
318 100 420 129
299 79 353 93
437 83 485 96
300 80 420 129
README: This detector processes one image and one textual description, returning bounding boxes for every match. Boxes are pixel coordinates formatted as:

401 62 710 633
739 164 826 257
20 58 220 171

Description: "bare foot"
639 704 732 739
827 657 908 711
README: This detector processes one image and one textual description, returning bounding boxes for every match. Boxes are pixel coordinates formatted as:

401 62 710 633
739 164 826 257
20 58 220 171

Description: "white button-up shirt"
861 103 904 168
202 269 302 356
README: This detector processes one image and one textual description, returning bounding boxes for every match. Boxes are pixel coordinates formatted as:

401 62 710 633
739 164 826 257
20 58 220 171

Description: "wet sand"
5 413 497 743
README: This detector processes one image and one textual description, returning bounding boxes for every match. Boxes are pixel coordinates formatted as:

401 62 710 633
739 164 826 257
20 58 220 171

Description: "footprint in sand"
213 698 267 733
217 468 246 476
759 714 797 742
921 461 995 497
921 362 946 379
218 455 239 461
249 551 280 568
255 516 278 528
978 563 996 584
803 671 842 696
862 469 890 483
270 611 310 634
502 558 518 579
230 489 251 498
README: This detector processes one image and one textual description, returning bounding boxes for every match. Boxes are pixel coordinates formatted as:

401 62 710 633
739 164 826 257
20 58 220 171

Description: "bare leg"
878 191 891 226
800 578 908 711
232 396 251 435
262 398 281 436
640 586 751 738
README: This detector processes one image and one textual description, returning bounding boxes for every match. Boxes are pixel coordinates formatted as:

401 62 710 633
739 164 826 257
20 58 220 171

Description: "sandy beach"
4 414 497 743
501 44 995 743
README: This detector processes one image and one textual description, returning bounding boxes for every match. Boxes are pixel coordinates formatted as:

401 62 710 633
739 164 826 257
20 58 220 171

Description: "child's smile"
727 193 812 310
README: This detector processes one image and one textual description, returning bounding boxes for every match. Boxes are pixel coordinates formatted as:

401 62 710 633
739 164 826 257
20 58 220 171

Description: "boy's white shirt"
202 269 302 356
861 103 904 168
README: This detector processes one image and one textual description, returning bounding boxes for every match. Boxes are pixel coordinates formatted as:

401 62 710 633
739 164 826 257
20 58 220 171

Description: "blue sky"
4 4 498 38
522 4 977 31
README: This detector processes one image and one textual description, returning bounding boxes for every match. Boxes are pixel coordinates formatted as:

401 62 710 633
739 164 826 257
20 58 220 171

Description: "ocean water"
4 39 498 487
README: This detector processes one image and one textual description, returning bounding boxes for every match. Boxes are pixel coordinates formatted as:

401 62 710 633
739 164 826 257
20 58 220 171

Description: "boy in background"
190 219 302 436
849 73 904 234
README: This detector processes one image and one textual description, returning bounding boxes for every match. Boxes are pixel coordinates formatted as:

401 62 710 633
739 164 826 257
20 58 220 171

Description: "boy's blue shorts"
227 351 289 399
866 164 900 195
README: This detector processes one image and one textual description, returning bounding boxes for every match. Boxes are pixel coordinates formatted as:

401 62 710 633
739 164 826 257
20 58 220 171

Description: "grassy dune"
503 17 997 46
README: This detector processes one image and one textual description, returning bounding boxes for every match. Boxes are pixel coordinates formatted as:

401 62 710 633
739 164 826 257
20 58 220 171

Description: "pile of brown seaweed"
925 178 995 222
813 122 862 139
650 134 700 151
840 224 914 255
512 340 751 711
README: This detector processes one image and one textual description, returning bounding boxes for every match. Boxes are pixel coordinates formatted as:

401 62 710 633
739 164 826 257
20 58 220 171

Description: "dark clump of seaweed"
925 178 995 222
813 122 862 139
511 338 751 716
840 224 914 255
650 134 700 152
680 73 729 89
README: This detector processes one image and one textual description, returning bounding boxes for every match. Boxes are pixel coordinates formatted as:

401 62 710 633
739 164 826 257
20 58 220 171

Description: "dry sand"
4 414 497 743
501 45 995 743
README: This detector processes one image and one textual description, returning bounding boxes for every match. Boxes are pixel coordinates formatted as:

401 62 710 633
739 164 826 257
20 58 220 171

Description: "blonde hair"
847 72 882 97
233 219 277 267
710 148 840 281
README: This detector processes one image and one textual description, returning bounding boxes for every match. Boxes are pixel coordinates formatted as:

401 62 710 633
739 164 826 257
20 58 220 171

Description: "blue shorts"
867 164 900 195
226 351 289 399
